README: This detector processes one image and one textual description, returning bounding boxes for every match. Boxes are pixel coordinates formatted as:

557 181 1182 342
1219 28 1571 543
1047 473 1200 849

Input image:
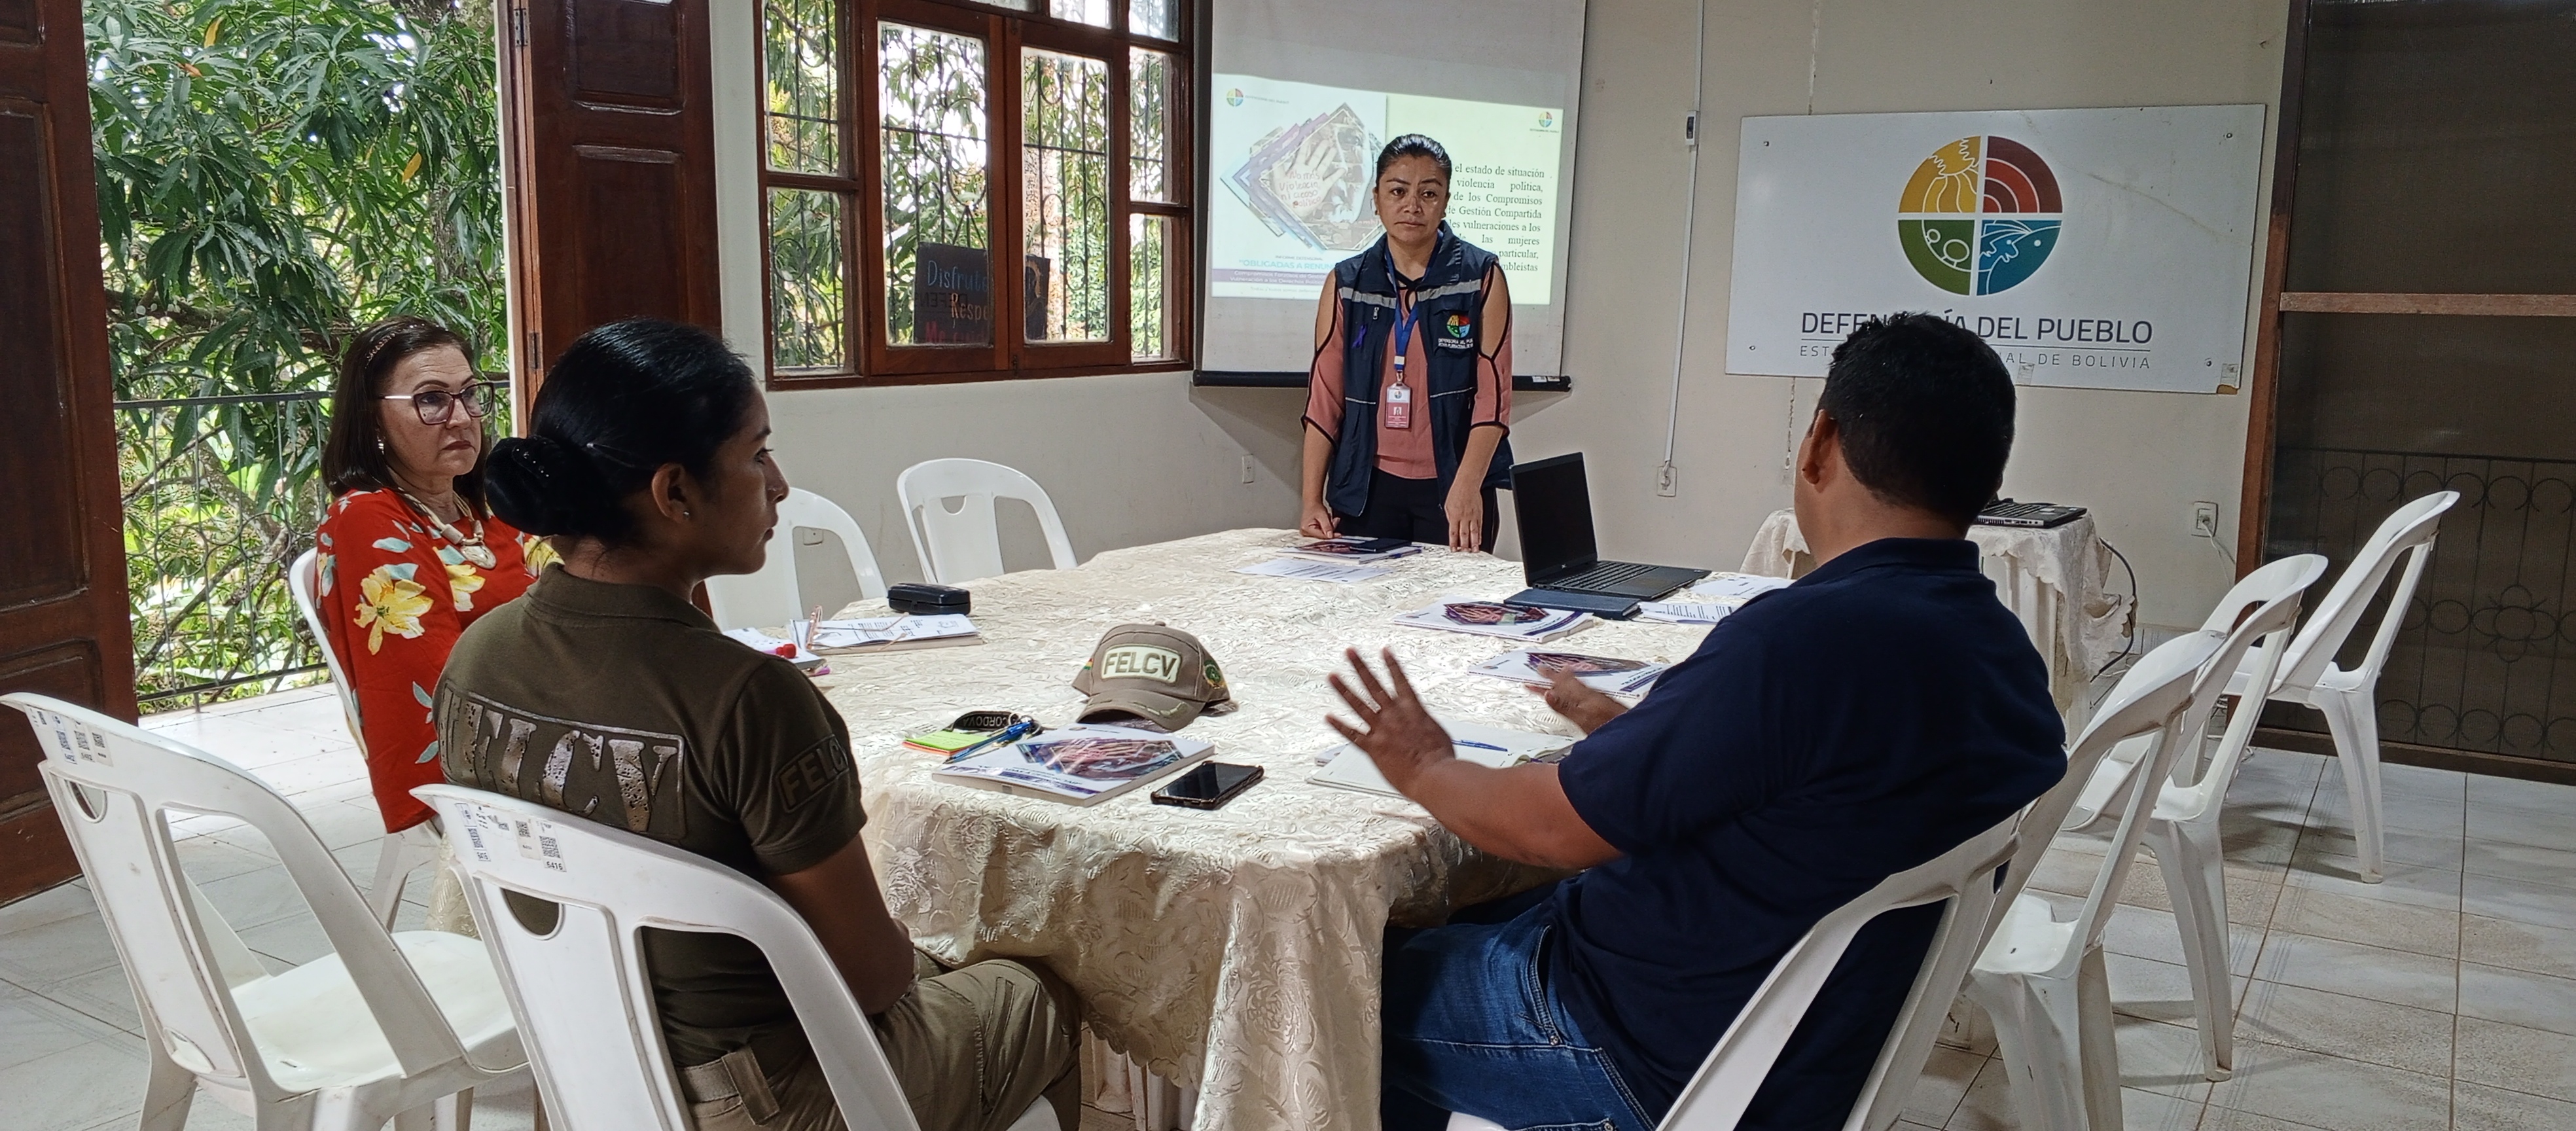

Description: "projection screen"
1202 0 1587 377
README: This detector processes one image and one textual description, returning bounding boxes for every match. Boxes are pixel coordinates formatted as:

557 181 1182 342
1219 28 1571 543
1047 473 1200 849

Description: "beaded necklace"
397 488 498 569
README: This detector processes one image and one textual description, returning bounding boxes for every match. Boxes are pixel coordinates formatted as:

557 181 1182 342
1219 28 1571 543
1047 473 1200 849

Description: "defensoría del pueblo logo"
1896 135 2062 296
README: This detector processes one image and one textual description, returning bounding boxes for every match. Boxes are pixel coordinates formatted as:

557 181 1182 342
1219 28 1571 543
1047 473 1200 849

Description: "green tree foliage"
90 0 505 704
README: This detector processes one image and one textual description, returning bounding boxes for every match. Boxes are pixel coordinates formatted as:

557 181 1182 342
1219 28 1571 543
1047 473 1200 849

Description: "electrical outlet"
1656 461 1677 497
1240 454 1256 485
2191 501 2219 539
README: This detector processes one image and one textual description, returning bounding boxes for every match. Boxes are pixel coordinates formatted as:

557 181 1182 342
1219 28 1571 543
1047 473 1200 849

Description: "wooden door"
500 0 724 406
2241 0 2576 781
0 0 140 901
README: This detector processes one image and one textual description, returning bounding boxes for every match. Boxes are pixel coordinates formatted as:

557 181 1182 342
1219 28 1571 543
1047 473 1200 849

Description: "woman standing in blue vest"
1300 134 1514 552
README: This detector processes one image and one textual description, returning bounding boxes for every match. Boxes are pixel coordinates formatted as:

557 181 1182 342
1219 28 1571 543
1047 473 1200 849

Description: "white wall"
1538 0 2291 630
707 0 2288 627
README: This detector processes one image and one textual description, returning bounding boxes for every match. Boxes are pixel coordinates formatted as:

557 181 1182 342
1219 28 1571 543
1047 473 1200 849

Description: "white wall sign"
1725 105 2265 393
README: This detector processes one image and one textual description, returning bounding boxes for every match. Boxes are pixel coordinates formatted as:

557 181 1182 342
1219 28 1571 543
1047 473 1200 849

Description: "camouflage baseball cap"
1071 623 1235 730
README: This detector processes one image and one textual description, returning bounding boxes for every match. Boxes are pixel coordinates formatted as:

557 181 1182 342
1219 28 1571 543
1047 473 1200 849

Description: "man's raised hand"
1325 647 1455 793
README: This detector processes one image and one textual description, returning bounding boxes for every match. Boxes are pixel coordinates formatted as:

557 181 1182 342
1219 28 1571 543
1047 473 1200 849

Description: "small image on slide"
1226 103 1382 253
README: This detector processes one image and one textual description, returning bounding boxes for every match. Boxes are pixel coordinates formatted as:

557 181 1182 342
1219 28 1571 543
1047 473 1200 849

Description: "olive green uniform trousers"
685 953 1081 1131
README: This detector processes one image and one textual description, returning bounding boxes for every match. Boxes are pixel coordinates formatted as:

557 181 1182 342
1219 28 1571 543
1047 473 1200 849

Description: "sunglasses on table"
380 381 495 426
950 711 1039 734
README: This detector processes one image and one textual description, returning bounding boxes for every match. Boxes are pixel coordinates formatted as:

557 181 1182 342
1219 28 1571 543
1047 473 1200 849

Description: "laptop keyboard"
1554 560 1655 589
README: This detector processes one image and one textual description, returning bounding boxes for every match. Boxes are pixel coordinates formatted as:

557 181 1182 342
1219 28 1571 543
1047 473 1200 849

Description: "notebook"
1310 723 1577 799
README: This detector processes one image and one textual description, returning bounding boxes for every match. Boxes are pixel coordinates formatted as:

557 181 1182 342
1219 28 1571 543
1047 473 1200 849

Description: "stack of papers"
1233 557 1392 584
1636 573 1793 625
1692 573 1795 600
812 614 981 652
1310 722 1575 799
1276 537 1425 564
1392 600 1591 641
1467 649 1669 697
934 723 1214 806
1635 601 1740 624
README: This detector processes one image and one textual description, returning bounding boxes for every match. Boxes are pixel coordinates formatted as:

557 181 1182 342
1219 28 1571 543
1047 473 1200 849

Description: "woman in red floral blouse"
316 318 553 834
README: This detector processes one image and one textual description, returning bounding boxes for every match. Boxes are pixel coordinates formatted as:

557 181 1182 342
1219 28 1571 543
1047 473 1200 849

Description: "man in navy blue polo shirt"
1328 313 2067 1131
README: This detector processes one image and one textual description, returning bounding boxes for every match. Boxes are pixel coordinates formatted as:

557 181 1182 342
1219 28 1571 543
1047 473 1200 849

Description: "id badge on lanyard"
1386 293 1421 431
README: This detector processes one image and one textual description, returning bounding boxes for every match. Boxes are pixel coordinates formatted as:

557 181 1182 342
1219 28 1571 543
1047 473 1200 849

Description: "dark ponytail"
486 319 758 546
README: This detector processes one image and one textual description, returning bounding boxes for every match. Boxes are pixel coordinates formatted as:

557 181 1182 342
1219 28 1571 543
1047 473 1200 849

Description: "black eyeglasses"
950 710 1038 733
380 381 494 426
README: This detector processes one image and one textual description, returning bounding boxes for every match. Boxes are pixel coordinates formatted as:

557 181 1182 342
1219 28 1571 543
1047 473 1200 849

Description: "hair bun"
486 435 608 537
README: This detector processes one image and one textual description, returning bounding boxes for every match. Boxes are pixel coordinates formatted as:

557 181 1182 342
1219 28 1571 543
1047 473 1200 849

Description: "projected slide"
1209 75 1562 303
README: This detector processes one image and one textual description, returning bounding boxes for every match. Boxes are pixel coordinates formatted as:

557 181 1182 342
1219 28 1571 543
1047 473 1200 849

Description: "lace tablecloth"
811 529 1713 1131
1740 508 2130 709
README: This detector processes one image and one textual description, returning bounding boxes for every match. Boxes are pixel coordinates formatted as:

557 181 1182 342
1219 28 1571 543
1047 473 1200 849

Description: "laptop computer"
1507 454 1709 600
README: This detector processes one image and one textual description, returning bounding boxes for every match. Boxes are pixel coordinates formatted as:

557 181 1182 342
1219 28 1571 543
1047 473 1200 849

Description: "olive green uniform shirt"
434 567 865 1068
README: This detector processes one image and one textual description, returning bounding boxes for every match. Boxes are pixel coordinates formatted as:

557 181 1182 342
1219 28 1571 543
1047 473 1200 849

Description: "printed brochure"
933 723 1215 806
1234 557 1393 584
1467 649 1668 697
1391 600 1591 641
1276 537 1425 564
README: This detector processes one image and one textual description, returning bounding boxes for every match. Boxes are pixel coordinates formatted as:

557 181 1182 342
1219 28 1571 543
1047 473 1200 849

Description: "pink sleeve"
1304 299 1349 438
1476 266 1513 429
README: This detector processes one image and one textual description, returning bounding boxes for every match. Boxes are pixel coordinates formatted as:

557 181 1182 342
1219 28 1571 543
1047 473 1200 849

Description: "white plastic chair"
1452 814 2022 1131
2058 554 2327 1083
2228 491 2456 883
896 459 1078 584
706 487 891 630
287 547 364 759
1967 592 2287 1131
290 545 442 929
414 783 1056 1131
3 692 523 1131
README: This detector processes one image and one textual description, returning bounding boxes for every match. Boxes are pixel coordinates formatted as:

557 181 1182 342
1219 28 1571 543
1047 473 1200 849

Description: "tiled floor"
6 688 2575 1130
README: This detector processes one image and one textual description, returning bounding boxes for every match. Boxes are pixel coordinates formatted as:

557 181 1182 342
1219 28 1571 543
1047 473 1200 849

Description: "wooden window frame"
757 0 1194 388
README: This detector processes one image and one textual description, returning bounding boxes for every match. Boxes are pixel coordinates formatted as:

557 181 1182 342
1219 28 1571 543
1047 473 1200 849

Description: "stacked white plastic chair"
287 547 440 927
2228 491 2456 883
706 487 891 630
1967 562 2309 1131
895 459 1077 584
1452 809 2023 1131
4 692 523 1131
2058 554 2327 1082
415 783 1056 1131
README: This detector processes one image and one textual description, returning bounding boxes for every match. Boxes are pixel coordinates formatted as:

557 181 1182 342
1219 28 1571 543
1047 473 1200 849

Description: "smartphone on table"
1151 762 1264 810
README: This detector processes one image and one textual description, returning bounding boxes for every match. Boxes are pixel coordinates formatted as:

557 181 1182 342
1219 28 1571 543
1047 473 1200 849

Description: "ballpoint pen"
944 718 1041 763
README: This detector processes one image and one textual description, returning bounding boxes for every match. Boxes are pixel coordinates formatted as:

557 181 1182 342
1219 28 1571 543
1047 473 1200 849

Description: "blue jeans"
1382 888 1656 1131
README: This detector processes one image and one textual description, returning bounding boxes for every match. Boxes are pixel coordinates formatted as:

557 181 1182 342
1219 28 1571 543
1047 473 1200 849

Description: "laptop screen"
1511 454 1598 580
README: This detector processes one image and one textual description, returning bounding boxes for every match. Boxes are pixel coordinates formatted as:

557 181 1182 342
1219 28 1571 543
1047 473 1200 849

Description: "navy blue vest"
1323 225 1513 517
